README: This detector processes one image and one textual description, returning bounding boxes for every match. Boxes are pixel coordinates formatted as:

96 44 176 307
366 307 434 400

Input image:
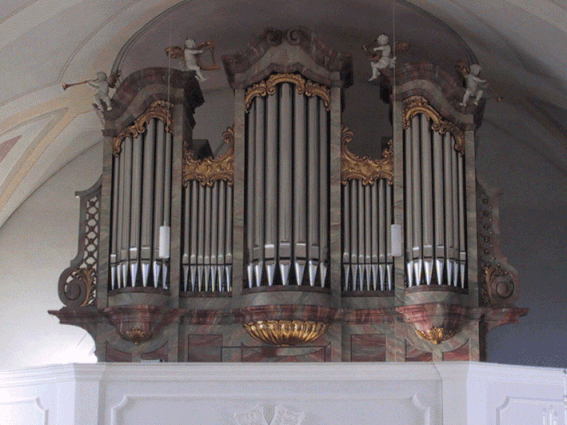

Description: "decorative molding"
70 267 96 307
0 397 48 425
340 124 393 185
234 404 306 425
57 177 100 308
244 320 329 346
245 73 330 112
402 95 465 154
113 100 172 155
414 327 455 345
477 180 520 306
183 127 234 187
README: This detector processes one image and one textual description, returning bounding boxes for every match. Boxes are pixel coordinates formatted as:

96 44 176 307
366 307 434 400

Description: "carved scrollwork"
341 124 393 185
58 178 100 308
477 180 520 306
113 100 173 155
245 73 330 112
402 95 465 155
62 268 96 307
183 127 235 187
415 327 455 345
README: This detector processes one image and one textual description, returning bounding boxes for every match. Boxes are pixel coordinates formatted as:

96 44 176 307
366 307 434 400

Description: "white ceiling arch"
0 0 566 229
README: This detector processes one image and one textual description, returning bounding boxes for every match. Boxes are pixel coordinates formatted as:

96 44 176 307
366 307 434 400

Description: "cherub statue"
366 34 396 81
459 64 487 106
88 71 114 111
165 38 220 82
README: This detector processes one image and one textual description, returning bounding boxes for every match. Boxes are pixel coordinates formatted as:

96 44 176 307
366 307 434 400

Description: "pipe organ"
51 28 527 363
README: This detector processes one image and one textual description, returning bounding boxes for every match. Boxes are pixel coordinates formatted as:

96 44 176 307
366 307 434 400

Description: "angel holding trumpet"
62 70 120 111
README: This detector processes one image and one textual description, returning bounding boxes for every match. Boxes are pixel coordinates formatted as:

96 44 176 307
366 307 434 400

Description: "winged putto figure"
165 38 220 82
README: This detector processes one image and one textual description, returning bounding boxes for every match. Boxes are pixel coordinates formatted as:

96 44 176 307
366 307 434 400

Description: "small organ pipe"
371 180 379 264
211 184 219 266
111 154 120 288
451 135 459 286
443 133 454 285
265 88 279 267
343 184 350 264
350 179 358 265
379 179 386 264
404 126 413 286
218 180 226 265
433 131 444 245
129 135 142 253
385 182 393 290
204 185 212 265
364 184 371 264
357 181 365 267
307 97 320 266
226 184 233 290
152 120 166 286
246 102 256 273
163 132 172 226
141 119 156 261
190 181 199 265
458 152 466 288
254 97 265 269
420 115 433 257
411 115 422 261
319 102 329 286
279 84 292 258
293 91 307 283
197 181 206 265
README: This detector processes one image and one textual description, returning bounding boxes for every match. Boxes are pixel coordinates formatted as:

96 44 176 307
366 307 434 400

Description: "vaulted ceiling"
1 0 567 228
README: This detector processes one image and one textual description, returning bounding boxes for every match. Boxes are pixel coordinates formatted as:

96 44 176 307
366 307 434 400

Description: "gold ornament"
245 73 330 112
402 95 465 155
244 320 329 346
340 124 393 185
113 100 173 155
183 127 235 187
415 327 455 345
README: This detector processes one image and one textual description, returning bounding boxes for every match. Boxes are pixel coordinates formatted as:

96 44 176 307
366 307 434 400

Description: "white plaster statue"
460 64 487 106
368 34 396 81
88 72 113 111
183 38 207 82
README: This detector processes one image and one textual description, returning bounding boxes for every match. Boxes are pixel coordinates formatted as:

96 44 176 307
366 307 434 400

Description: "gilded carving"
341 124 393 185
415 326 455 345
245 73 331 112
113 100 173 155
244 320 329 346
183 127 235 187
402 95 465 154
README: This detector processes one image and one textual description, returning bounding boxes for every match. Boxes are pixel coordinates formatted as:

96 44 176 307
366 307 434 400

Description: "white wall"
0 363 565 425
0 143 101 370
